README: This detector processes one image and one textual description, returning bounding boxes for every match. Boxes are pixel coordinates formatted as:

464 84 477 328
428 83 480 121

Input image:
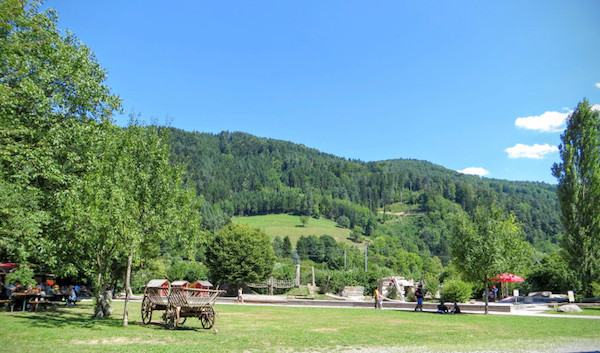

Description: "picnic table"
11 292 67 311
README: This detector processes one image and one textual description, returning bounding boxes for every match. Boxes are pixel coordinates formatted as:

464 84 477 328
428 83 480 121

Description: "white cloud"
515 111 569 133
457 167 490 177
595 83 600 88
505 143 558 159
593 104 600 112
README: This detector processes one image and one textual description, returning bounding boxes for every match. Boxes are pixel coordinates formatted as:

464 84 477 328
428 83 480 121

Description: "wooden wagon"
141 279 224 330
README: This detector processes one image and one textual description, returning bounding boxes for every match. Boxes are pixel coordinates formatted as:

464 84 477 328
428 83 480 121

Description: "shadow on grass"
10 302 163 331
14 304 122 329
8 302 219 333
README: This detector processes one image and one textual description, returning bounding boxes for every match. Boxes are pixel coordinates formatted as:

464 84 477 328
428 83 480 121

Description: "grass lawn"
2 301 600 352
231 214 359 247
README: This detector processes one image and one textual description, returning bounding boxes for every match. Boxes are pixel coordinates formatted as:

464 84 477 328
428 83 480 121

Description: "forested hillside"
169 128 563 262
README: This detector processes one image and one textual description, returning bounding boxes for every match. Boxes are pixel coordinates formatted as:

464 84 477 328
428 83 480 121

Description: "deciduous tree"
450 206 532 313
0 0 121 271
552 99 600 296
205 223 275 286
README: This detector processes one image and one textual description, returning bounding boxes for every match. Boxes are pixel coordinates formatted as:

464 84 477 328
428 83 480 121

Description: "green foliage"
552 99 600 296
441 279 472 303
350 227 362 242
271 259 296 281
299 215 309 227
282 236 292 258
61 121 202 301
336 215 350 228
166 261 208 283
272 236 284 257
423 275 440 298
523 252 578 294
317 265 393 295
450 205 533 311
205 223 276 285
169 128 563 262
130 258 169 294
591 282 600 298
295 234 345 269
5 264 36 287
0 0 121 271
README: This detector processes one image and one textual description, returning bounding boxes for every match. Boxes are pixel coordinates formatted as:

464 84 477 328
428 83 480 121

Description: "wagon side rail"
169 287 225 308
144 285 170 306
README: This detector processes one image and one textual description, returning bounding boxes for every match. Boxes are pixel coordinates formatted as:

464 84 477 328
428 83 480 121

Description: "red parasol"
491 273 524 299
492 272 524 283
0 263 19 269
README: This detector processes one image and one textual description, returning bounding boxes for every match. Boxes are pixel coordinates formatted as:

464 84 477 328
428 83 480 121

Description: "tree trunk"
94 271 103 317
122 251 133 327
484 282 489 314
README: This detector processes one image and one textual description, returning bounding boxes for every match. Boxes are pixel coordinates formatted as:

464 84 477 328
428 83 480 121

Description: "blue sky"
47 0 600 184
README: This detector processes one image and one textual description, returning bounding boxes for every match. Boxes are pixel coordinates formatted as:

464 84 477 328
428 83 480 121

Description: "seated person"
45 285 55 296
0 286 10 300
451 302 462 314
437 301 449 314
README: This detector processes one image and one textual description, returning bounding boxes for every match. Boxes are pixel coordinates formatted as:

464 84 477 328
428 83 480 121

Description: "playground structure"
377 276 415 301
141 279 225 330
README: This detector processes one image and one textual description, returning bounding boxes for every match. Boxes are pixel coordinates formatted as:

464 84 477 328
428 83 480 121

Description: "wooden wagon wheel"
165 306 180 330
141 296 152 324
200 306 215 329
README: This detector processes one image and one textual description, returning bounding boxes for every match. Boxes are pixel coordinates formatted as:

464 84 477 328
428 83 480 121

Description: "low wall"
216 296 513 313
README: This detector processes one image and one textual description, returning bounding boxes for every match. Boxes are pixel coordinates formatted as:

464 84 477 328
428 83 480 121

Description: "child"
237 287 244 303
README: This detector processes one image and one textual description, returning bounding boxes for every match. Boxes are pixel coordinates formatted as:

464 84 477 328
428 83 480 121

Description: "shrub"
6 265 36 287
440 279 472 303
591 282 600 298
336 215 350 228
167 260 208 283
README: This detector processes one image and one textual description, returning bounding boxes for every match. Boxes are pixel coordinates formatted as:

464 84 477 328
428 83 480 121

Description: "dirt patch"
379 211 424 216
309 327 339 332
71 337 166 345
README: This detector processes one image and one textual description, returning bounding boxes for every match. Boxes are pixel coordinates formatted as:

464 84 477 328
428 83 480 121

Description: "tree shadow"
15 308 122 329
9 303 213 332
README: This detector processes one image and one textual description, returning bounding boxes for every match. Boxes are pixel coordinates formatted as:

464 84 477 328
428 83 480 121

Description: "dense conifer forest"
169 128 563 266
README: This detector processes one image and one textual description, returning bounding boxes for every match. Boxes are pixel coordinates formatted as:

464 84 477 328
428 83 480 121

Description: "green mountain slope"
168 128 563 260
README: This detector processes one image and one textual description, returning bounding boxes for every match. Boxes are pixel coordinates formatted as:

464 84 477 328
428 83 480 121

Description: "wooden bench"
27 299 65 311
0 299 13 312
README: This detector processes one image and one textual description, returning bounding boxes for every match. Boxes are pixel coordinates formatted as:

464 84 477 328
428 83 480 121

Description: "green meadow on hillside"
231 214 358 247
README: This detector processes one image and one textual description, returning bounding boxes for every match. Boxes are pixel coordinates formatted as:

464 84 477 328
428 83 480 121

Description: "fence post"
312 266 315 286
269 276 274 296
296 264 300 287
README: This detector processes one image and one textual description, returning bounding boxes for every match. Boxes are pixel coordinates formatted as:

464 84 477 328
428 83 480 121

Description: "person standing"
374 288 383 309
237 287 244 304
414 284 424 312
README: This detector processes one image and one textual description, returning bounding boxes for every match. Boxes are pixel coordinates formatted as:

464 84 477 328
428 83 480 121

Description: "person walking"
237 287 244 304
414 284 424 312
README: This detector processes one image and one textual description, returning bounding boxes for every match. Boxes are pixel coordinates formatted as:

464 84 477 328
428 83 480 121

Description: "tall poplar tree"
552 99 600 296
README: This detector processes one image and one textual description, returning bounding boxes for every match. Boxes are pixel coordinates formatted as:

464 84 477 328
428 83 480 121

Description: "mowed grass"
232 214 358 247
2 301 600 352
